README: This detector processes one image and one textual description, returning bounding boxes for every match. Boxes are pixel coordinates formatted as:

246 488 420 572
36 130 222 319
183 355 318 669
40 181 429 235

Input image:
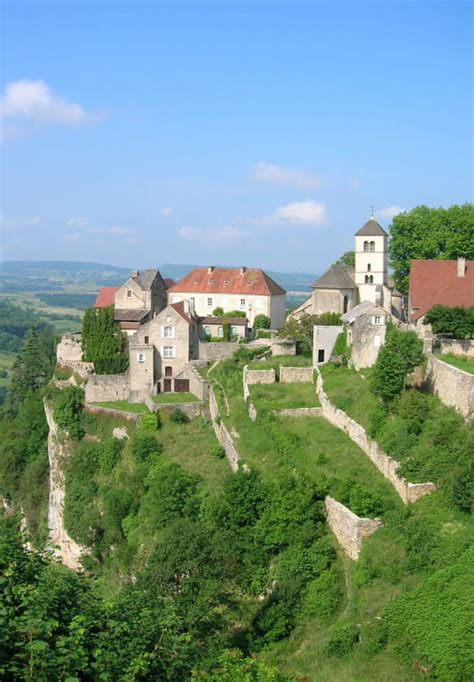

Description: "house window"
369 241 375 252
207 297 212 307
204 325 211 336
137 353 145 363
217 326 223 338
127 289 132 298
372 315 384 325
363 241 369 252
231 325 238 337
318 349 325 363
163 325 174 338
144 336 149 345
163 346 175 358
240 298 245 309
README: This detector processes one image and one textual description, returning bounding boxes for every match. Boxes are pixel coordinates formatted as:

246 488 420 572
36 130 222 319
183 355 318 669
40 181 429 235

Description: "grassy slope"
250 383 320 410
248 354 313 371
439 353 474 374
209 357 474 681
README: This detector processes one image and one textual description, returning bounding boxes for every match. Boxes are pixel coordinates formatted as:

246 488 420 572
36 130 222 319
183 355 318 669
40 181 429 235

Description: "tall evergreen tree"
82 305 129 374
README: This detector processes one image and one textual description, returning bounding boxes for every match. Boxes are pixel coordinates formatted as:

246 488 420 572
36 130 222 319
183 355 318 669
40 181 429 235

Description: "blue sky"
1 1 472 273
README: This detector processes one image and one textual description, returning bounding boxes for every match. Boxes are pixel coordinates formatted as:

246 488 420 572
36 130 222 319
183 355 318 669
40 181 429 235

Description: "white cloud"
376 205 406 220
160 207 173 217
257 200 328 227
252 161 325 191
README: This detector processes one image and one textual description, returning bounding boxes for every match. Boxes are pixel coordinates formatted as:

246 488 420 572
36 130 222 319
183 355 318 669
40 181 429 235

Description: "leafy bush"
0 369 8 379
372 327 424 400
52 385 84 440
424 304 474 339
212 306 224 316
98 438 124 475
170 409 189 424
332 331 347 356
225 310 246 318
253 314 271 330
211 444 226 459
300 563 344 619
256 330 272 339
130 432 163 461
139 412 161 431
82 305 128 375
323 624 359 657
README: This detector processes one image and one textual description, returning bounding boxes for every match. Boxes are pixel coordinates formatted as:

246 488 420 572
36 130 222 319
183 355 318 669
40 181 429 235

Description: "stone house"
94 269 168 335
290 216 403 320
129 301 199 395
341 301 387 369
409 258 474 337
200 316 249 340
168 266 286 329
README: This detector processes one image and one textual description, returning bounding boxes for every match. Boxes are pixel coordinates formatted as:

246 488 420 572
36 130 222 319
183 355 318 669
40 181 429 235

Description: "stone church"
291 216 404 319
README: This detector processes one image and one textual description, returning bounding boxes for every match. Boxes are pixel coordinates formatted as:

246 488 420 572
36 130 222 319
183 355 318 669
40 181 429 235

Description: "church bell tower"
354 215 388 305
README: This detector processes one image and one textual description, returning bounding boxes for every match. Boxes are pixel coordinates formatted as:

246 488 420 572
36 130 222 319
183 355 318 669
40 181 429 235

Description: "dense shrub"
212 306 224 316
139 412 161 431
130 432 163 461
323 624 359 657
253 314 271 330
170 409 189 424
372 327 424 400
300 563 343 619
424 304 474 339
82 305 128 374
52 385 84 440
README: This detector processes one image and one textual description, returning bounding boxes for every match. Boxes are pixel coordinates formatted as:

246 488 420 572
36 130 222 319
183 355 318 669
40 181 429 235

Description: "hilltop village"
57 215 474 416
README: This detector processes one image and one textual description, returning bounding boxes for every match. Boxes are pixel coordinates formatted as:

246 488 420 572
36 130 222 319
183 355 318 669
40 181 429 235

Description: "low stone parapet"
275 407 322 417
280 366 314 383
84 403 140 422
85 373 130 403
243 367 276 385
424 357 474 417
439 337 474 359
325 496 382 561
316 371 436 504
209 387 240 472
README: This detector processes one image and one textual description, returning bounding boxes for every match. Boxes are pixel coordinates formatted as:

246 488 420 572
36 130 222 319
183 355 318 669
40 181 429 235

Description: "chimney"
457 257 466 278
240 266 246 275
182 300 190 314
207 266 214 275
131 269 139 277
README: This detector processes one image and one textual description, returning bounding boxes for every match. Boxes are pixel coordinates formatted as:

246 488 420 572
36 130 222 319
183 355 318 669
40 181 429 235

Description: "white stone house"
168 266 286 329
341 301 387 369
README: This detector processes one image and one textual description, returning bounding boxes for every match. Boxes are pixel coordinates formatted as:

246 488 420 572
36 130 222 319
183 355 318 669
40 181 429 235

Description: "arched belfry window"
364 275 369 284
343 295 349 313
367 264 371 272
369 241 375 252
363 241 369 252
369 275 374 284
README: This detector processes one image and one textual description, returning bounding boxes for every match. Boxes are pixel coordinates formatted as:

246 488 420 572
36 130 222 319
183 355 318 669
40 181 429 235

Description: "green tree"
372 327 424 401
388 204 474 293
5 325 55 416
424 305 474 339
212 306 224 316
253 314 271 330
333 251 355 267
278 312 341 354
81 305 129 374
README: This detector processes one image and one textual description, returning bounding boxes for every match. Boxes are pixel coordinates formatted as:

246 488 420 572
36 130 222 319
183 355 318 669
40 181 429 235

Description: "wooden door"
163 379 172 392
174 379 190 393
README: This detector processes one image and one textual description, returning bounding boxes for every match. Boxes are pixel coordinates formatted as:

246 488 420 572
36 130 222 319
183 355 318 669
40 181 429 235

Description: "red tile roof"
164 278 176 289
94 287 118 308
168 267 286 296
409 259 474 321
170 301 191 324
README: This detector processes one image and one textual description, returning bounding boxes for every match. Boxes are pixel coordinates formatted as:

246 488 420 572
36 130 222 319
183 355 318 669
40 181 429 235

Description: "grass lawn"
320 364 379 430
152 392 199 404
248 353 312 371
250 382 320 410
439 353 474 374
91 400 150 414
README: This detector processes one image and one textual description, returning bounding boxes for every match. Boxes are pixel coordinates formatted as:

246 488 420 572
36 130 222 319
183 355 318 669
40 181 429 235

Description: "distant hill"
1 261 316 295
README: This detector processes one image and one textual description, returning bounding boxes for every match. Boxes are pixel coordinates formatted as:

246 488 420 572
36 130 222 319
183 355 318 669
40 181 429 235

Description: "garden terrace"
439 353 474 374
248 353 313 372
152 392 200 404
250 383 320 411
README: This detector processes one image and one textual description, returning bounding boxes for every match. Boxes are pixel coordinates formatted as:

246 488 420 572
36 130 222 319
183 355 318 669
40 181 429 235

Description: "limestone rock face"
44 400 84 570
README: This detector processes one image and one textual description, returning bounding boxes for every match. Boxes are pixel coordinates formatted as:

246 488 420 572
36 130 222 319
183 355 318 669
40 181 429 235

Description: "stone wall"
44 400 84 570
209 386 240 472
84 403 140 422
271 338 296 356
313 325 343 366
151 401 204 420
84 373 130 403
174 363 210 401
248 401 257 421
439 338 474 359
276 407 322 417
280 366 314 383
243 368 276 385
56 334 94 379
316 371 436 504
198 341 240 361
424 357 474 417
325 496 382 561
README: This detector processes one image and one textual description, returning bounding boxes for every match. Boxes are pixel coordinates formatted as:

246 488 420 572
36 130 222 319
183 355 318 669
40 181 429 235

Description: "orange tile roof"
94 287 118 308
168 267 286 296
409 259 474 321
170 301 192 324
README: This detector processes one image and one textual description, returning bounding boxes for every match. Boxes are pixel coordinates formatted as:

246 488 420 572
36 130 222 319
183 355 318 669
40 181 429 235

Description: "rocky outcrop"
44 400 84 570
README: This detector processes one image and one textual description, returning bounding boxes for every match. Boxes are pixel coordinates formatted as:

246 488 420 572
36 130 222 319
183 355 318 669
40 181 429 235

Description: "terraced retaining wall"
316 371 436 504
325 496 382 561
209 387 240 472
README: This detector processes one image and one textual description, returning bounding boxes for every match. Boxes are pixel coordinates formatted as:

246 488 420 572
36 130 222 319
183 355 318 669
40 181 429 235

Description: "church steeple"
354 215 388 304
